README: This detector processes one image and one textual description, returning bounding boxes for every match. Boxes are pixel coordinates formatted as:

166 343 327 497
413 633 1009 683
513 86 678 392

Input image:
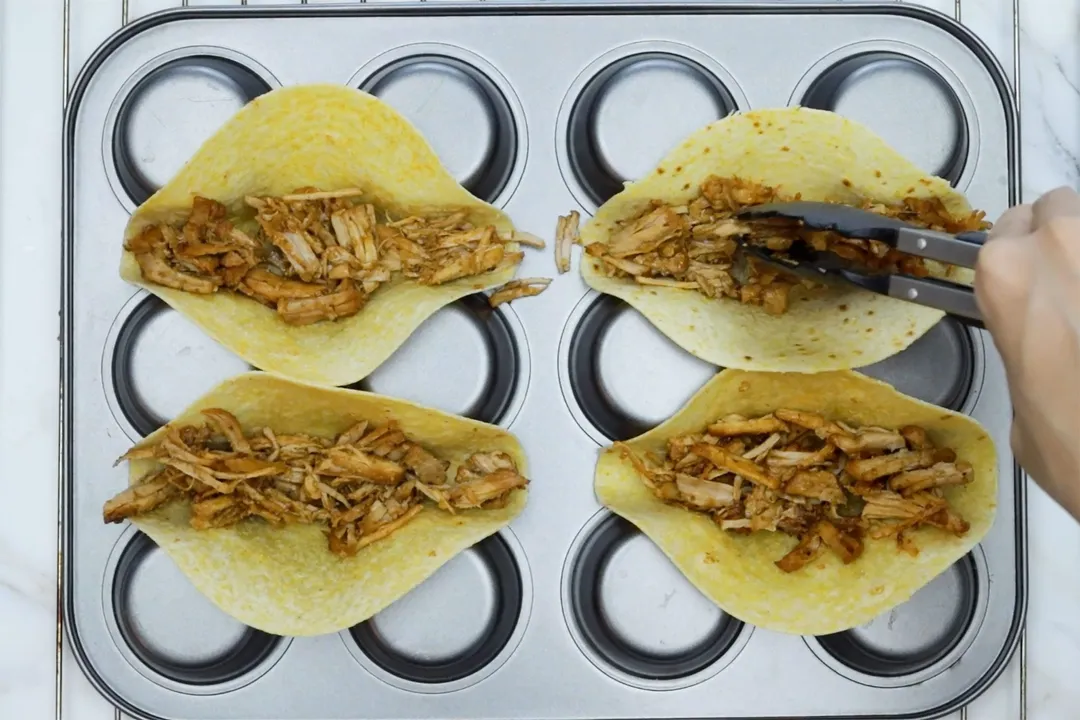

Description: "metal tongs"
736 201 988 328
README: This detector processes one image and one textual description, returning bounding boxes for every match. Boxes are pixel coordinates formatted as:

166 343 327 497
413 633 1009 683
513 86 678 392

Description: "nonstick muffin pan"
62 2 1023 718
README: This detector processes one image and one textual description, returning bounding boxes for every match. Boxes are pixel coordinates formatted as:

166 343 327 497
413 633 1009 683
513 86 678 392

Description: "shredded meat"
618 409 974 573
581 175 990 315
102 410 529 557
488 277 552 308
125 188 545 326
555 211 580 274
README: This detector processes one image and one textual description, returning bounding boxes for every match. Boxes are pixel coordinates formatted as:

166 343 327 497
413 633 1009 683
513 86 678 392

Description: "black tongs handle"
894 228 987 269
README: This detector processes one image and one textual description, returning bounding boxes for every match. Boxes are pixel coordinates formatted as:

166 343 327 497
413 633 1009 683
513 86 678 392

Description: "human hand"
975 187 1080 520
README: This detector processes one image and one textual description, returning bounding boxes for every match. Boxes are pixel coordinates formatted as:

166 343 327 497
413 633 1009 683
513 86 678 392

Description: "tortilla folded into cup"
594 369 997 635
121 84 532 387
104 371 529 637
578 107 989 373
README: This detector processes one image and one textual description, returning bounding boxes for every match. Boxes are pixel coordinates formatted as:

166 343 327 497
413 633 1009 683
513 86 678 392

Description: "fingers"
975 229 1033 372
988 203 1033 239
1032 186 1080 228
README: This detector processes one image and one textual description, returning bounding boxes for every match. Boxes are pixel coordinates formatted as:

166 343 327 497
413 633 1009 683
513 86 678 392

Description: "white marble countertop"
1 0 1077 718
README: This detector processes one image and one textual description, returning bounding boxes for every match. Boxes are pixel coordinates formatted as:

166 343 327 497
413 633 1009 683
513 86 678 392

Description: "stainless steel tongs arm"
893 228 987 269
881 273 984 328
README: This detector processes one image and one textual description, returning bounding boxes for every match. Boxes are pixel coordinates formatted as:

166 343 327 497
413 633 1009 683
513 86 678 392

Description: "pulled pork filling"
103 409 529 558
125 188 544 326
618 409 973 573
584 176 990 316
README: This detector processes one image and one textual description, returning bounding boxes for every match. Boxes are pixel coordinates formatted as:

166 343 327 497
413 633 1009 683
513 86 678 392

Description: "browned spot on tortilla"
744 355 753 361
842 178 852 188
870 585 885 596
838 304 848 311
781 145 790 152
657 168 666 175
738 381 751 392
874 169 882 178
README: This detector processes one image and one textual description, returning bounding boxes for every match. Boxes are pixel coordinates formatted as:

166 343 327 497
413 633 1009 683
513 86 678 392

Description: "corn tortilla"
124 371 528 637
594 369 997 636
579 107 977 373
121 84 521 387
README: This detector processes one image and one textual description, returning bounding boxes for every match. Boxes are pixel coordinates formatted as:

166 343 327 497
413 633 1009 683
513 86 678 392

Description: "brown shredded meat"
555 210 580 274
102 409 529 557
488 277 552 308
125 188 539 326
583 176 990 315
618 409 973 572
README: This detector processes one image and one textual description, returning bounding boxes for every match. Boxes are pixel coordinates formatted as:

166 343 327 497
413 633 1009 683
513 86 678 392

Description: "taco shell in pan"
121 84 523 387
594 369 997 636
579 107 980 373
117 371 528 637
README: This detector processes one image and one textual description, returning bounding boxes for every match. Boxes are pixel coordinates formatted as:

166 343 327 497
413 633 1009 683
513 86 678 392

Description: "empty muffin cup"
351 294 526 427
807 552 986 687
800 51 969 184
856 316 978 411
108 530 286 691
106 292 253 440
358 51 522 204
563 512 750 690
562 48 739 208
561 292 717 444
109 51 274 207
346 531 529 692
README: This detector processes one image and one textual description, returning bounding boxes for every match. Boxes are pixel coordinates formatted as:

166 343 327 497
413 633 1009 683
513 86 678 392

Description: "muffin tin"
61 2 1024 718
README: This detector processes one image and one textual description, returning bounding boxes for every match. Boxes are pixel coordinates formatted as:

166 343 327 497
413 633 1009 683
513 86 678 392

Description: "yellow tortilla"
594 369 997 636
121 84 521 387
580 107 978 373
124 371 528 637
